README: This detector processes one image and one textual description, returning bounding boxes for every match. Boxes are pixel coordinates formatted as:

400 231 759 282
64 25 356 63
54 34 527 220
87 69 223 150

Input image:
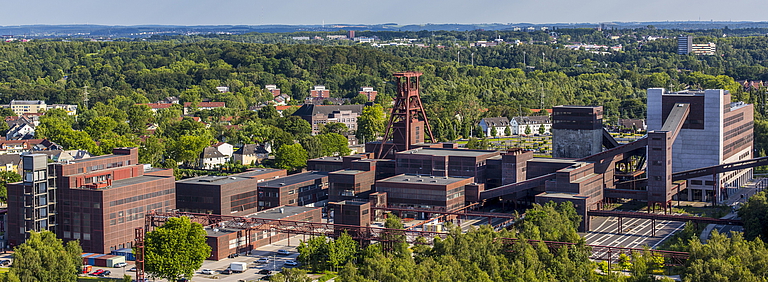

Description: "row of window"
109 188 174 207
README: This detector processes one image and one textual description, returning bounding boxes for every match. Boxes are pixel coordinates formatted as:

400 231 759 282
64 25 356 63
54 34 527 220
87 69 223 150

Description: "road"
584 214 686 261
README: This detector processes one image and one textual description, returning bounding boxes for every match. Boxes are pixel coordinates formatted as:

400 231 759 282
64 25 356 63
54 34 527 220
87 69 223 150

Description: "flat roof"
329 169 367 175
247 206 319 220
205 228 237 237
537 192 588 200
235 168 284 178
259 171 328 187
308 156 342 162
176 175 254 186
398 147 498 157
330 200 369 206
377 174 472 185
557 162 592 172
528 158 579 164
110 175 171 189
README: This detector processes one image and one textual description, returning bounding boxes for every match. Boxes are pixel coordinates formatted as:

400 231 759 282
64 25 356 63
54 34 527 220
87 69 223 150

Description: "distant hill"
2 21 768 39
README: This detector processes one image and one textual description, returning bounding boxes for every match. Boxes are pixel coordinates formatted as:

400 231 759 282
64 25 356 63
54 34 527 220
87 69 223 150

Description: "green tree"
142 216 211 281
504 126 512 136
356 105 386 143
258 104 280 120
525 125 532 135
382 214 410 258
319 122 349 135
738 190 768 241
328 232 359 271
8 231 82 282
274 143 308 172
538 125 545 134
490 126 498 137
351 93 369 104
0 171 21 202
270 267 312 282
166 135 211 166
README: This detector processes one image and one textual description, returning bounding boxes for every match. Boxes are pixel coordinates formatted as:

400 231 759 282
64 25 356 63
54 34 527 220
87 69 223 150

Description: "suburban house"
0 154 21 174
0 139 62 155
232 144 270 165
198 146 229 170
212 142 234 158
6 123 35 140
478 117 511 137
510 116 552 135
618 119 647 132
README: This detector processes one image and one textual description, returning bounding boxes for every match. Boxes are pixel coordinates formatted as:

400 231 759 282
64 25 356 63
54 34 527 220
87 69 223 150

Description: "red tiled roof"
138 103 173 109
530 109 553 114
183 102 226 108
275 106 297 111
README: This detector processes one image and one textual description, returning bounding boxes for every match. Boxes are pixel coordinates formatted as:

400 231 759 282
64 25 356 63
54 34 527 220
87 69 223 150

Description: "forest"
2 31 768 168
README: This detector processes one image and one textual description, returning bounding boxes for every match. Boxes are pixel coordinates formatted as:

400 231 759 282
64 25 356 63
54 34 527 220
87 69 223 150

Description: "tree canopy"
141 216 211 281
5 231 82 282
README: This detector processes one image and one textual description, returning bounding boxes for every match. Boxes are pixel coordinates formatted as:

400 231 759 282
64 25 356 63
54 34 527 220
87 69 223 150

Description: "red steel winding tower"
377 71 435 158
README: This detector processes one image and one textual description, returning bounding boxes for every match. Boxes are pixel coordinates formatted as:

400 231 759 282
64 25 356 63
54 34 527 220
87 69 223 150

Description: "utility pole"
471 53 474 66
457 51 460 64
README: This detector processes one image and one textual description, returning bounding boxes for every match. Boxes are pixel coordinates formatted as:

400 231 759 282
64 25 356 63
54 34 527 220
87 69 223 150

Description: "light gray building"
647 88 754 202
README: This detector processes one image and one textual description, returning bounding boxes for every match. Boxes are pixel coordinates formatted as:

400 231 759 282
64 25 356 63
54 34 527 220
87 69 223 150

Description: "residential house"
293 104 363 135
232 144 270 165
0 139 62 155
198 146 229 170
31 149 92 162
478 117 511 137
618 119 647 132
212 142 234 158
216 86 229 93
510 116 552 135
6 123 35 140
47 104 78 115
0 154 21 174
304 97 349 105
183 102 226 115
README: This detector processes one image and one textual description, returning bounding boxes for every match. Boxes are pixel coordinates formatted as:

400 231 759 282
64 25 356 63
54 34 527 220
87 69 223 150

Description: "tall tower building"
677 35 693 55
647 88 753 202
551 106 604 159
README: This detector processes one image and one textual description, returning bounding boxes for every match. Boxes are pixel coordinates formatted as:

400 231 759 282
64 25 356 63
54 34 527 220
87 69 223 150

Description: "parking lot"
114 235 305 281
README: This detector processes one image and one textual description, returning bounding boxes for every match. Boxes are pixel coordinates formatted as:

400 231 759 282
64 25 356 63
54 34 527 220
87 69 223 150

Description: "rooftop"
378 174 473 185
309 156 343 162
110 175 172 189
205 228 238 237
177 175 254 186
247 206 319 220
329 169 367 175
537 192 588 200
259 171 328 187
397 147 499 158
235 168 284 178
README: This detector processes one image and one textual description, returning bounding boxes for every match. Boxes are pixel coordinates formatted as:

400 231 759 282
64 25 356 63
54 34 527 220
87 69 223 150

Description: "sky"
2 0 768 26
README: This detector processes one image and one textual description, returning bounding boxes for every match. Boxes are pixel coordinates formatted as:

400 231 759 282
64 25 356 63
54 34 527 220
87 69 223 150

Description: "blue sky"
2 0 767 26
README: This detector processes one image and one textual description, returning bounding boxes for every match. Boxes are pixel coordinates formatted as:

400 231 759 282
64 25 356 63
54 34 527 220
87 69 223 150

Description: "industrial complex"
5 71 761 281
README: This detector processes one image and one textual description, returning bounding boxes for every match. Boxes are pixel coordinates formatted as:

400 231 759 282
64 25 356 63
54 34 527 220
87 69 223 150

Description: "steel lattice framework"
143 211 690 265
377 71 435 159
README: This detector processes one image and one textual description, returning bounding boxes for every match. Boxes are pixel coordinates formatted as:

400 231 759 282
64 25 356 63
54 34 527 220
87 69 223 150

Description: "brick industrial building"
205 206 321 260
7 148 176 253
176 168 286 215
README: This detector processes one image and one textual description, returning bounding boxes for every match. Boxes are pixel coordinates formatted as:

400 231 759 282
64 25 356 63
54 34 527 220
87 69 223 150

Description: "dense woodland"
3 34 768 161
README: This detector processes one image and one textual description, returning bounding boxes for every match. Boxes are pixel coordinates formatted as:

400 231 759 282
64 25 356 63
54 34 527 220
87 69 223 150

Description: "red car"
92 269 105 276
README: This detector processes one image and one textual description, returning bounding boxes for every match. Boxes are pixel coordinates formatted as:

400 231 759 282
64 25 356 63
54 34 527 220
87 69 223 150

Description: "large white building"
510 116 552 135
647 88 753 202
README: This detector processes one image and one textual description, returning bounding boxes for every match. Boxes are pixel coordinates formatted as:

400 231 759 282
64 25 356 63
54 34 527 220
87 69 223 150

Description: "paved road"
584 214 686 261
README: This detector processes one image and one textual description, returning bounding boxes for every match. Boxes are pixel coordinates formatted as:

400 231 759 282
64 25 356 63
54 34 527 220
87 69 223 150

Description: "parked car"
128 267 137 272
284 260 298 266
201 269 214 274
276 249 291 255
258 269 272 275
228 253 240 258
100 270 111 276
0 260 11 266
221 268 233 275
113 262 127 268
255 257 270 263
92 269 105 276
